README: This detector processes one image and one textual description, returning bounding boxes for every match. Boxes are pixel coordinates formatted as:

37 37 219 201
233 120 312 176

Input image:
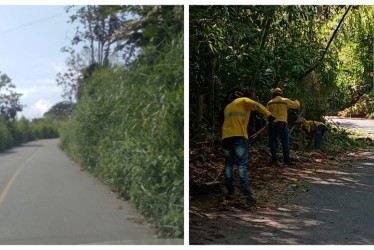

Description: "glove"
267 114 276 124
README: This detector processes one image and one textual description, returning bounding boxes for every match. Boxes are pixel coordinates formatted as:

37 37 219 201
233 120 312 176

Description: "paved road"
190 116 374 244
0 139 179 245
190 149 374 244
325 116 374 133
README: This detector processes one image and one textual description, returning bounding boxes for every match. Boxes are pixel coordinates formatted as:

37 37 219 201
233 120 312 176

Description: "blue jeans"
269 122 290 163
315 125 328 149
222 136 249 193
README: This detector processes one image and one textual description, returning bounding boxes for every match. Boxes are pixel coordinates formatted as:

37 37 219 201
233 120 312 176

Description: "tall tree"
58 5 183 102
66 5 123 65
43 101 76 121
0 72 23 120
57 5 125 101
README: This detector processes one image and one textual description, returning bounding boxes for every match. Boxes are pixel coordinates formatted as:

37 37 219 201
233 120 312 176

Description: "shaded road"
0 139 179 245
190 150 374 244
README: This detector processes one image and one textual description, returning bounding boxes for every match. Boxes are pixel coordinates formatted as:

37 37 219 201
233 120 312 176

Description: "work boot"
225 189 235 200
270 160 280 167
284 161 296 166
241 190 257 203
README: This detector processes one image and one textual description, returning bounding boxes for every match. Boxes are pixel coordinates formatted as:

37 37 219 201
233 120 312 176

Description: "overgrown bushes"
0 117 59 152
59 32 184 238
338 93 374 118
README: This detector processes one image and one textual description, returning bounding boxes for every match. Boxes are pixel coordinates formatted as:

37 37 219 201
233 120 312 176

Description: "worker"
297 117 328 149
222 88 276 202
266 87 300 165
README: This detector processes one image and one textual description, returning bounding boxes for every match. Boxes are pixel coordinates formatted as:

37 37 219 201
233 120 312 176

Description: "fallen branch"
325 116 345 134
205 170 224 186
249 123 269 141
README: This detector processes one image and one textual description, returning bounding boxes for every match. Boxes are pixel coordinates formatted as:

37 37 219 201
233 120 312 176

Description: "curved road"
325 116 374 133
0 139 180 245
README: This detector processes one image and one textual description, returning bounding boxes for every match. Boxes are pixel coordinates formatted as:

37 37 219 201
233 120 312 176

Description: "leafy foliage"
0 117 60 152
43 101 75 121
0 70 59 152
190 5 374 136
0 72 23 120
338 93 374 118
59 5 183 238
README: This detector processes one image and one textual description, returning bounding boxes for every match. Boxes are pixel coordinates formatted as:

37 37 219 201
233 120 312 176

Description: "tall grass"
59 33 184 238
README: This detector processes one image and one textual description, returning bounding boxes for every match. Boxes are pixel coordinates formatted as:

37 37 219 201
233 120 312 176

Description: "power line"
0 12 67 36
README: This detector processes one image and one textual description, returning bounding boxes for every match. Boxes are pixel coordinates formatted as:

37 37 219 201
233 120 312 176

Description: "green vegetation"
305 124 371 150
190 5 374 136
0 117 60 153
0 118 58 152
0 72 59 153
43 101 75 121
339 93 374 118
58 6 183 238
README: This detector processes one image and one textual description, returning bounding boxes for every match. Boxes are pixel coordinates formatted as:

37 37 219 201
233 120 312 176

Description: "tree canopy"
190 5 374 136
57 5 183 102
0 72 23 120
43 101 75 121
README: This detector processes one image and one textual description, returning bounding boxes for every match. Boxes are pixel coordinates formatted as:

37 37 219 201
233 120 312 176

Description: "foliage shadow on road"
17 144 42 148
0 143 43 156
190 150 374 244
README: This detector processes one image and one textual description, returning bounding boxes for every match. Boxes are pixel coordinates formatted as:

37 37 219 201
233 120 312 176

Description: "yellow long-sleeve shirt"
222 97 272 140
299 119 325 133
266 96 300 123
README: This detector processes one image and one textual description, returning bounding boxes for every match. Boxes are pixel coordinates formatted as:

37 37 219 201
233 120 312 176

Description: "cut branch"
299 5 352 80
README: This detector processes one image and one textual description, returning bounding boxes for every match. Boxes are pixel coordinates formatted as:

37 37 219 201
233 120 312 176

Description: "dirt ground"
190 148 374 244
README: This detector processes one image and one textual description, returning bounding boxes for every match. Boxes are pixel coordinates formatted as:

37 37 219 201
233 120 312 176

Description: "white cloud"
15 77 65 119
51 62 67 73
25 99 52 118
35 77 56 84
18 87 38 99
35 99 52 113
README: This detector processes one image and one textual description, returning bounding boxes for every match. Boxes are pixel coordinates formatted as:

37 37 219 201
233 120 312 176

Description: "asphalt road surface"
0 139 179 245
190 149 374 244
325 116 374 133
190 117 374 244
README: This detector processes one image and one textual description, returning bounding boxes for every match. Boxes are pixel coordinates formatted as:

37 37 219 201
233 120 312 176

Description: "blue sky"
0 5 78 119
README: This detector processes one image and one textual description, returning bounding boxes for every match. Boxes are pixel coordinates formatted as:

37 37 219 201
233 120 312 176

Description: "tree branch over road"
299 5 352 80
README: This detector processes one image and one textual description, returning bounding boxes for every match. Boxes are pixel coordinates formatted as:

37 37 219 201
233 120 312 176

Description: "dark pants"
315 125 328 149
269 122 290 163
222 136 249 194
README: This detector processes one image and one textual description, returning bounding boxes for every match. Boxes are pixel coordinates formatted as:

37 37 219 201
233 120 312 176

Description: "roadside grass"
59 33 184 238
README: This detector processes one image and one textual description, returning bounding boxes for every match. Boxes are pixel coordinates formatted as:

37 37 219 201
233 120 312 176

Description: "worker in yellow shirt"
266 87 300 165
222 88 276 202
297 117 328 149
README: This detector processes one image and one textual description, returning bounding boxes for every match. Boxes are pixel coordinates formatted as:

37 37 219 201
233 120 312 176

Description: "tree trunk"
211 55 216 134
198 94 204 129
104 15 113 64
87 6 95 64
